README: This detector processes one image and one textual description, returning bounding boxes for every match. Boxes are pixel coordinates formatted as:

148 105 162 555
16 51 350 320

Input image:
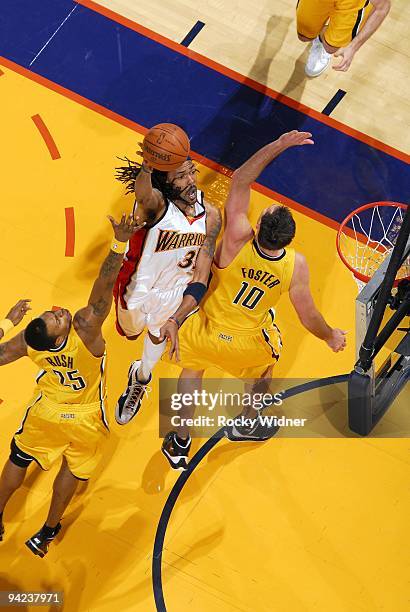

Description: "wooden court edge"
77 0 410 166
0 56 342 233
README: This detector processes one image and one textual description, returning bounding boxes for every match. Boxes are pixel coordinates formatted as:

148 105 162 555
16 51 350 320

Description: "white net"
338 203 410 292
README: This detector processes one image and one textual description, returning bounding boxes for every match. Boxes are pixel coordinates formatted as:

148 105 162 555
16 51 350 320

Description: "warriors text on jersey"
115 190 207 310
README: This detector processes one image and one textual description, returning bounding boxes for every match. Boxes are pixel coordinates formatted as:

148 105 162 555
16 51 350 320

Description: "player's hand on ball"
107 213 146 242
136 142 154 173
159 320 180 361
326 328 347 352
136 142 144 158
278 130 314 148
6 299 31 326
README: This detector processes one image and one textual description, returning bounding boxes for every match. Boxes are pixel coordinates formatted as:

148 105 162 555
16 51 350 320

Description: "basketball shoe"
115 360 151 425
225 415 279 441
305 36 332 77
161 431 192 471
25 522 61 558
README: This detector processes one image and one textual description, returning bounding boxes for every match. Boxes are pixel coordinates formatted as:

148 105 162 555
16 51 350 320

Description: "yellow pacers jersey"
202 238 295 332
297 0 372 49
27 325 106 406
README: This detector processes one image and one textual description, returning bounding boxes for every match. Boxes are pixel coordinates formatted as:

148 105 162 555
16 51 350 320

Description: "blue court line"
322 90 347 116
0 0 408 226
181 21 205 47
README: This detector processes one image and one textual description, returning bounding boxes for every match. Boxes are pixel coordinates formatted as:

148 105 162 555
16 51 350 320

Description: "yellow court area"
0 2 409 611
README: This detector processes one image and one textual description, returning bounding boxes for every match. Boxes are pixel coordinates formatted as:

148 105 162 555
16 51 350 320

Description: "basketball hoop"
336 202 410 292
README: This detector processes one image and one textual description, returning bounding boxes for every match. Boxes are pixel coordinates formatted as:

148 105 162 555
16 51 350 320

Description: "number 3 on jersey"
53 369 87 391
178 249 198 269
233 281 265 310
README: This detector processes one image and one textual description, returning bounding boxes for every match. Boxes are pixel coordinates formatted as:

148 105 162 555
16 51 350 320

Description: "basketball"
142 123 190 172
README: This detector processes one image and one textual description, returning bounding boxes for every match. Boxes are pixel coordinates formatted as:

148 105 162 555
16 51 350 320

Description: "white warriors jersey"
115 190 207 308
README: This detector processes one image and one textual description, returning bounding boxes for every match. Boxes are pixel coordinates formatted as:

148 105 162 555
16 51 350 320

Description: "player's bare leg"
0 459 27 541
45 457 79 527
25 457 79 558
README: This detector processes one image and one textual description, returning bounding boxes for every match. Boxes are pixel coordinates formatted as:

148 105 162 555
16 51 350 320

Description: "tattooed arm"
74 214 145 355
192 202 222 285
173 202 221 320
0 332 28 367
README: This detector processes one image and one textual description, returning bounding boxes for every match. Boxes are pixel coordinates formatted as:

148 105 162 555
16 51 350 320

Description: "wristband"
0 318 14 337
167 316 180 328
110 238 128 254
183 282 207 305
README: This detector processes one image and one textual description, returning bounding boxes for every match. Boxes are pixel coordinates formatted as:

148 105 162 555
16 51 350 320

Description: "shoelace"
124 383 152 414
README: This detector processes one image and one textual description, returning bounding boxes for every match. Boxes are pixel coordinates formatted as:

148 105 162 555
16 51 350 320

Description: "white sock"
137 335 166 382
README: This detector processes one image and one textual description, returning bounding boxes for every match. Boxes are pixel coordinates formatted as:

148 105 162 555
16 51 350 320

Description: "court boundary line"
0 56 341 231
180 20 205 47
152 373 350 611
322 89 347 116
77 0 409 165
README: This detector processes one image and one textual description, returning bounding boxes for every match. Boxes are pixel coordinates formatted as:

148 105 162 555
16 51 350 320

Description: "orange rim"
336 201 409 286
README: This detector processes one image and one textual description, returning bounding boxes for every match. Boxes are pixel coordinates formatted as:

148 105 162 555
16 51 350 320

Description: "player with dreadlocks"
113 145 221 427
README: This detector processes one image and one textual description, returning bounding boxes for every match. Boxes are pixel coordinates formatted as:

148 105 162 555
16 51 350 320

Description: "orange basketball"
142 123 190 171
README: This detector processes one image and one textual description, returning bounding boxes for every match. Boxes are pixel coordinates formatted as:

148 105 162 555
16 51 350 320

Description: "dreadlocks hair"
115 156 183 201
258 206 296 250
24 318 58 351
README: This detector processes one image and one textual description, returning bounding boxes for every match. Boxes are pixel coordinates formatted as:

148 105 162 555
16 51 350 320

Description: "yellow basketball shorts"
12 393 109 480
296 0 373 48
166 311 282 379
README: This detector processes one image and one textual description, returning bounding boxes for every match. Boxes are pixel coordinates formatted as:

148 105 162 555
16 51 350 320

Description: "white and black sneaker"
25 522 61 558
115 360 151 425
161 431 192 471
225 417 279 442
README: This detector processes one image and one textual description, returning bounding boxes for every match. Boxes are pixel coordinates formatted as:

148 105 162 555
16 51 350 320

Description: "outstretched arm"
0 300 31 366
133 160 165 225
289 253 347 352
74 214 145 353
222 131 314 249
0 300 31 341
116 144 166 225
0 331 28 366
334 0 391 71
